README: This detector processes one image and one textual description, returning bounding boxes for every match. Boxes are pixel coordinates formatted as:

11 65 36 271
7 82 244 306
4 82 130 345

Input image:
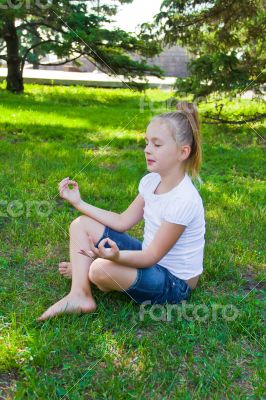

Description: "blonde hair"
150 101 202 179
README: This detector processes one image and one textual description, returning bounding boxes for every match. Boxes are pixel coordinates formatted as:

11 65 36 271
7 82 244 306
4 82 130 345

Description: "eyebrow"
144 136 162 141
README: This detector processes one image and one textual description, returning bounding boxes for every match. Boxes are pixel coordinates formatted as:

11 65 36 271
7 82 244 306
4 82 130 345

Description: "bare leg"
38 216 105 321
58 262 94 280
89 258 138 293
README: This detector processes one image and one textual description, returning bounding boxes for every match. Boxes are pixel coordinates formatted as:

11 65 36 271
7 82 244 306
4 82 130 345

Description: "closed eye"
144 142 161 147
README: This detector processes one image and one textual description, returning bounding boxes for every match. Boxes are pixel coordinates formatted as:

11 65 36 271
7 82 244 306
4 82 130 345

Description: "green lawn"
0 84 265 399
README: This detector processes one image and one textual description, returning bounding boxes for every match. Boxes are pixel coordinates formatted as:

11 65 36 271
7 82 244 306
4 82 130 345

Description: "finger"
78 249 89 257
59 177 69 187
59 183 69 194
88 235 96 249
59 182 66 192
80 249 95 257
59 179 69 191
78 249 95 259
92 247 100 257
79 251 93 260
60 179 73 189
60 181 69 190
68 180 78 187
107 238 118 249
95 238 109 257
98 238 109 249
59 177 70 186
88 236 100 256
98 238 108 246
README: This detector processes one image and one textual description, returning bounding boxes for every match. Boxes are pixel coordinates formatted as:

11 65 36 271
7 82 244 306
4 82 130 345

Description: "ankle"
70 289 93 298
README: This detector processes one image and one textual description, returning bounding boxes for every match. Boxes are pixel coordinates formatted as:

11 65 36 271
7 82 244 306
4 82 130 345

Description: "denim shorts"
95 226 192 305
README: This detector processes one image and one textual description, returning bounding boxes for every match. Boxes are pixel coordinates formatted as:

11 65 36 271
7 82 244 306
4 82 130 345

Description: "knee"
89 259 109 286
69 215 88 233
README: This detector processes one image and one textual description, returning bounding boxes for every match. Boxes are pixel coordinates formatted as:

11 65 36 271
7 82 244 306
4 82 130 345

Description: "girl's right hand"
58 177 81 207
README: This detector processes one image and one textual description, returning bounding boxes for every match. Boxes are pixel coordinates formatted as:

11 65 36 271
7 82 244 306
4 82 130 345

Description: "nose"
144 143 151 155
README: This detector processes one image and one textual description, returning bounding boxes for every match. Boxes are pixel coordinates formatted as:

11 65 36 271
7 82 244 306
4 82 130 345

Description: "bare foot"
58 261 72 279
37 293 97 321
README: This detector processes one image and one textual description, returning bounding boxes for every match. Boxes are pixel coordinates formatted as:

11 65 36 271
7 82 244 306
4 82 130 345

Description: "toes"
59 262 69 268
37 306 61 321
59 270 66 276
59 269 71 278
59 268 66 273
37 311 51 321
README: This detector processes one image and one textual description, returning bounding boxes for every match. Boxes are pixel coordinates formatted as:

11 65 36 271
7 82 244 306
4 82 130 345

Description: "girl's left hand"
79 236 120 262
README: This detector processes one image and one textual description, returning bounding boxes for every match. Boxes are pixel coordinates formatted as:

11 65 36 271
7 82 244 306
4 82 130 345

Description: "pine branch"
21 39 59 73
32 54 84 67
203 113 266 125
17 21 65 35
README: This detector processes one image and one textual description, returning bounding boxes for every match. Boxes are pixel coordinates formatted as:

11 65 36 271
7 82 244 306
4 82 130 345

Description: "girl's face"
144 120 186 174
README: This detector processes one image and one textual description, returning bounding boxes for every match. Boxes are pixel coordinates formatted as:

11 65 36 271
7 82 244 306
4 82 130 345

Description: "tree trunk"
3 18 23 93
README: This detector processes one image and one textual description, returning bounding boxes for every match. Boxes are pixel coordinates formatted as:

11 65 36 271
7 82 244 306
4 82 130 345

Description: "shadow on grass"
1 86 265 147
0 120 148 144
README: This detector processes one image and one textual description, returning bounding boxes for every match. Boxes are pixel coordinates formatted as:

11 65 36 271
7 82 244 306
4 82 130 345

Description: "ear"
180 145 191 161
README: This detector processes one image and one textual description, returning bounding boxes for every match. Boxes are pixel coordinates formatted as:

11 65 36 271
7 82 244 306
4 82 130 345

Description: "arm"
116 221 186 268
75 200 124 232
119 194 144 231
76 193 145 232
59 177 124 231
59 178 144 232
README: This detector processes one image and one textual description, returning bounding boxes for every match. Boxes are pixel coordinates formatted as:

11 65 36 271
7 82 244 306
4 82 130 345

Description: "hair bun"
176 101 200 135
176 101 196 115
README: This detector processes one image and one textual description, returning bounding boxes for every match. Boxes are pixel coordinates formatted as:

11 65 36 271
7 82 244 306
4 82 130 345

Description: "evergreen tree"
0 0 162 92
155 0 265 99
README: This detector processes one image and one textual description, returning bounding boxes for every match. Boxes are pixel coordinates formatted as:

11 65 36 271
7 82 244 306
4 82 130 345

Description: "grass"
0 83 265 399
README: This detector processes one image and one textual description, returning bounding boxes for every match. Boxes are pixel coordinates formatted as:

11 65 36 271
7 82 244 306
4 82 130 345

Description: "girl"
38 101 205 321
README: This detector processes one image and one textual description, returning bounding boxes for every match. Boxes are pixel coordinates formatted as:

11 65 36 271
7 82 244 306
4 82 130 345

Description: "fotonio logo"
138 94 247 114
0 200 55 218
0 0 52 9
138 301 240 322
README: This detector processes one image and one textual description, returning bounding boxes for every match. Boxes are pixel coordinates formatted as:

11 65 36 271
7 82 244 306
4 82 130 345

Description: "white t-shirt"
138 172 206 280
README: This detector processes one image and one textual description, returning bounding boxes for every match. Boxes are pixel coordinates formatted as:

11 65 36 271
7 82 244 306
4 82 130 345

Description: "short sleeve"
163 200 197 226
138 173 155 198
138 176 146 197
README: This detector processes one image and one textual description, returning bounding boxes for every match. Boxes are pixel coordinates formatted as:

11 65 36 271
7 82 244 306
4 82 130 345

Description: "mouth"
147 159 155 164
